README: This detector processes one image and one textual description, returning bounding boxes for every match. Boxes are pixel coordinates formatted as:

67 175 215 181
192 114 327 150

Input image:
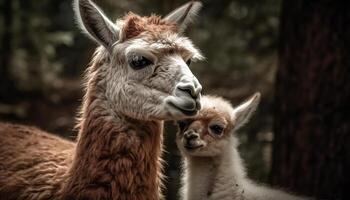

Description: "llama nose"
184 130 199 140
176 81 202 99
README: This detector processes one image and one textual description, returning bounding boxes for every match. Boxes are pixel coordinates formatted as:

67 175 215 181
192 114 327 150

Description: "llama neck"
64 104 164 200
62 63 164 200
182 136 247 200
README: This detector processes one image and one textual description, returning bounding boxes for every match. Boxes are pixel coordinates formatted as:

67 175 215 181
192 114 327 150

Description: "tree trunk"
272 0 350 199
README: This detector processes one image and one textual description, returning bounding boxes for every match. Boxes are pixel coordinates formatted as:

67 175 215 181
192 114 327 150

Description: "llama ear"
74 0 119 50
164 1 202 32
232 93 261 131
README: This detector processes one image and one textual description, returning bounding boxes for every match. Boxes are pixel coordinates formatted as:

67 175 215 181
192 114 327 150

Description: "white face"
176 113 232 157
104 34 203 120
175 94 261 157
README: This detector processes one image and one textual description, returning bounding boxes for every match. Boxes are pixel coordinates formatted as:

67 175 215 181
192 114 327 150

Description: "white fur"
123 34 204 61
181 138 308 200
177 94 310 200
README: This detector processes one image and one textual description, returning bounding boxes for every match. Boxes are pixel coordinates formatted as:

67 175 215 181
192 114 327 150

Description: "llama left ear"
74 0 119 50
164 1 202 32
232 93 261 131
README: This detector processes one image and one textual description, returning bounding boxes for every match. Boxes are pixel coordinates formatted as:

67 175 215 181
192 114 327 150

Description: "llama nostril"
179 88 194 97
177 83 198 98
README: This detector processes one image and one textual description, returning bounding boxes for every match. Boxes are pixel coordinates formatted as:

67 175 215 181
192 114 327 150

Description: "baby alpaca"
176 94 308 200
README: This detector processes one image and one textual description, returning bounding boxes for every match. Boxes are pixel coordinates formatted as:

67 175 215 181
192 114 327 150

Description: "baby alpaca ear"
164 1 202 32
232 93 261 131
74 0 119 50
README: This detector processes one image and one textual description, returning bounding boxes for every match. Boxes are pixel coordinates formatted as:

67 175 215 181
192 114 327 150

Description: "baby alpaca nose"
184 130 199 140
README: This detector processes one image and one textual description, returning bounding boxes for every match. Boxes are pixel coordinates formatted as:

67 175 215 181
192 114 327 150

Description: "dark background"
0 0 348 199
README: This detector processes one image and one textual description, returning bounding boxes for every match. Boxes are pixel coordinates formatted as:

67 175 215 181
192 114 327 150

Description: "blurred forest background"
0 0 348 199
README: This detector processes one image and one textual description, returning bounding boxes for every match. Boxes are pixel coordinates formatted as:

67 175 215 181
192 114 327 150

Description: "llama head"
74 0 204 120
176 93 261 157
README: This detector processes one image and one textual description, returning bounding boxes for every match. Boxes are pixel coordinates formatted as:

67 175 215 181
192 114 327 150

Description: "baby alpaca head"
176 93 261 157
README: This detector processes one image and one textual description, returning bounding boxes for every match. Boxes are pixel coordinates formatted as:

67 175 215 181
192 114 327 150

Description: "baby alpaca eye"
130 55 153 70
209 124 224 135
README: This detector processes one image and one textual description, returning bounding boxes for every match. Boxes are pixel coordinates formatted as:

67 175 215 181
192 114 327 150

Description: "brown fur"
0 123 74 200
61 116 164 200
0 48 164 200
121 12 178 41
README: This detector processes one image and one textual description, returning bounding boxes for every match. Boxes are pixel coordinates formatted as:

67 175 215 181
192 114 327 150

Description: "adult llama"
0 0 204 199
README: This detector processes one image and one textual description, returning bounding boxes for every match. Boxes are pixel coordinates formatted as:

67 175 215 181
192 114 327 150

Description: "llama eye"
186 59 192 66
209 125 224 135
130 55 153 70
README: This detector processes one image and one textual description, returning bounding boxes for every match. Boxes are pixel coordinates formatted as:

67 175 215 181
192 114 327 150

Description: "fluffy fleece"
176 94 309 200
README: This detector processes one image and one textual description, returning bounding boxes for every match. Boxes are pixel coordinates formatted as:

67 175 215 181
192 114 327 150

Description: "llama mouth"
168 101 198 116
184 144 203 150
184 138 203 150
